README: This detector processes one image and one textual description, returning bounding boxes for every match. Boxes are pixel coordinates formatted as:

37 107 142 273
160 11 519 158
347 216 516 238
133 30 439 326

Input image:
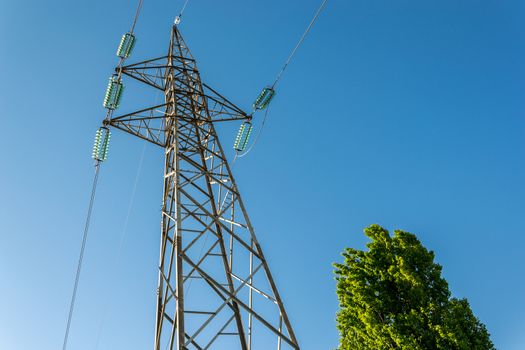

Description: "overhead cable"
62 164 101 350
272 0 329 88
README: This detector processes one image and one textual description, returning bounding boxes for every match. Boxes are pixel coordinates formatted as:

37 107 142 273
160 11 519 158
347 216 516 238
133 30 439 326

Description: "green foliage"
334 225 494 350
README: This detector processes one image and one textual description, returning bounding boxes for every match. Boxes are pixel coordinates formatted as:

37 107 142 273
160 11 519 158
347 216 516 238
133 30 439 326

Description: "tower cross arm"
104 73 250 147
114 55 251 123
201 82 251 122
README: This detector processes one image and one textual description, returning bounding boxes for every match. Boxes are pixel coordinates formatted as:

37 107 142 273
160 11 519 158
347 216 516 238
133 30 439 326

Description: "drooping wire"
62 163 101 350
271 0 329 89
94 82 164 347
93 143 147 350
62 0 146 348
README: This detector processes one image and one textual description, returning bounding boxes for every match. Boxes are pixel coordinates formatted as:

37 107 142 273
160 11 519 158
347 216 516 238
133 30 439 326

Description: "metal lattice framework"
104 25 300 350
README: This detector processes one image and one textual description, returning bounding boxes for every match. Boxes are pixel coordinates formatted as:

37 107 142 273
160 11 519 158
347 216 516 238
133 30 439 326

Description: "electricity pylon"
104 25 300 350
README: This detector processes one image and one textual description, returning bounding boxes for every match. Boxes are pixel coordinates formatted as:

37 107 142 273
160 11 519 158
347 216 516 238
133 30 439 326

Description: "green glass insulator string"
253 87 275 111
117 33 136 58
103 76 124 110
92 127 111 162
233 122 253 152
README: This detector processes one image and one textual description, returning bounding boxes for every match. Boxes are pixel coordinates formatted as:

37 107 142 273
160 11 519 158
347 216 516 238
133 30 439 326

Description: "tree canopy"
334 224 494 350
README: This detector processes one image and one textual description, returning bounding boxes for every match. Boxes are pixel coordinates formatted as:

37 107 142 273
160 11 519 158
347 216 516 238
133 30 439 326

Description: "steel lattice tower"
103 25 300 350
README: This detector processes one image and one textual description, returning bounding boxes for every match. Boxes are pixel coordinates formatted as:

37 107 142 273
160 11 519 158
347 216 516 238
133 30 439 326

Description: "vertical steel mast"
104 25 300 350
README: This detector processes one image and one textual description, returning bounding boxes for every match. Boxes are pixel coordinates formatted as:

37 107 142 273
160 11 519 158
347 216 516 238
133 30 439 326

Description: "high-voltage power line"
63 1 328 349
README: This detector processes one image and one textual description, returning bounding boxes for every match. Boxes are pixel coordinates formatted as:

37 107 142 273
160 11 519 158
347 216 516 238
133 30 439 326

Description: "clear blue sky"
1 0 524 349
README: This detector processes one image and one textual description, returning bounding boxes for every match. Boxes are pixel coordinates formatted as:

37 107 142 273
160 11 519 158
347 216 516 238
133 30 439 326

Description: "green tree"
334 224 494 350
